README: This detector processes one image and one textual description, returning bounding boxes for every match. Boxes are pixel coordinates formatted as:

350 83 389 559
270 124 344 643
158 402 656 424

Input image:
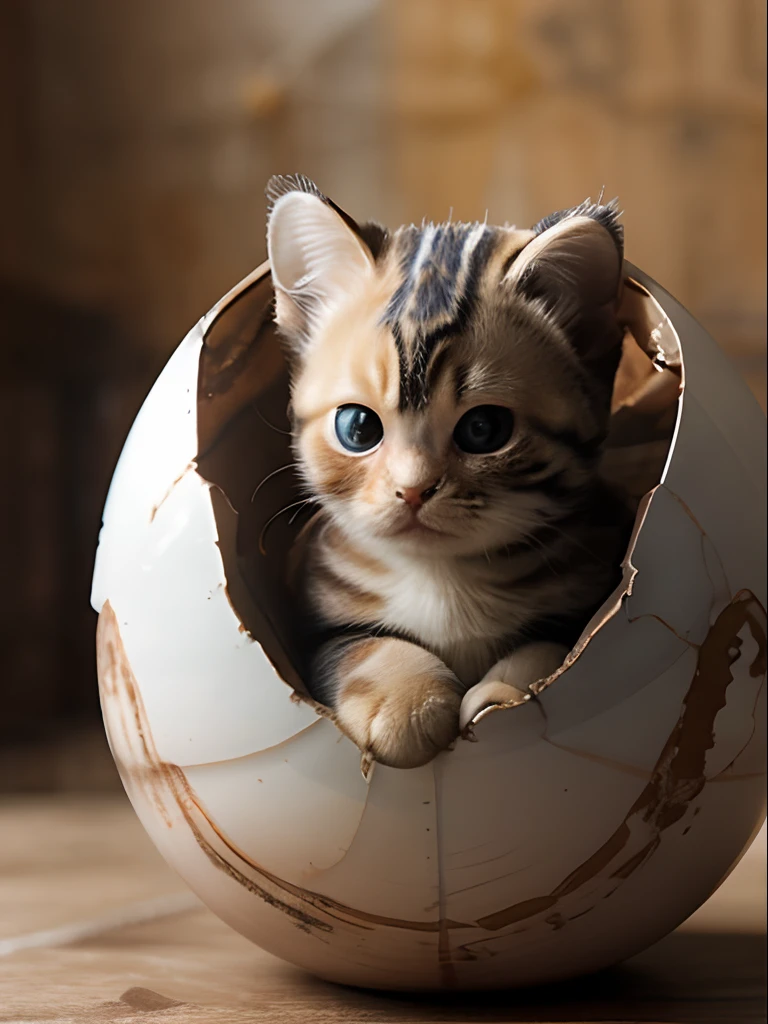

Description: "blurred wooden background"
0 0 765 790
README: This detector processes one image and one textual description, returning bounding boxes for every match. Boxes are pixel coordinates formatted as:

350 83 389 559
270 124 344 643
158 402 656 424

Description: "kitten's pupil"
335 405 383 453
454 406 514 454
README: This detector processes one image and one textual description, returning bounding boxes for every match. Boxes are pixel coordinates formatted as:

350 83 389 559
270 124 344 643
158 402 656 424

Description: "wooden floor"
0 795 764 1024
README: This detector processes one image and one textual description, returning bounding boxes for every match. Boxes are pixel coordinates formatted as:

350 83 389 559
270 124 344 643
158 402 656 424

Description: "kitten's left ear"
506 201 625 371
266 174 375 350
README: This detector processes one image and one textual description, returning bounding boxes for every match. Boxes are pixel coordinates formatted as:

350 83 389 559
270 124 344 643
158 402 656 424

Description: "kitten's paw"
481 642 569 689
332 640 463 769
364 679 462 769
460 642 569 730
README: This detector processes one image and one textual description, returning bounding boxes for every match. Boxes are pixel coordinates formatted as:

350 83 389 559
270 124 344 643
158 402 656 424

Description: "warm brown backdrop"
0 0 765 790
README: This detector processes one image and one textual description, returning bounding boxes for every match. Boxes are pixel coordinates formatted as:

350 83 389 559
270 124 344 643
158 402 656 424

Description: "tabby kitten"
266 175 632 770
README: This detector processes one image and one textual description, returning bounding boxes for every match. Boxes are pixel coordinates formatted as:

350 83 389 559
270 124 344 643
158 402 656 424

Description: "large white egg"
92 259 766 991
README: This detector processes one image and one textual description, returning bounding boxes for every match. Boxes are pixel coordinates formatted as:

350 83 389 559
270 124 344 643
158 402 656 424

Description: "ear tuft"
532 197 624 257
266 173 325 212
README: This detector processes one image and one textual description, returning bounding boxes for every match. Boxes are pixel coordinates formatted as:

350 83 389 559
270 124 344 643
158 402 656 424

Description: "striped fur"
267 176 632 769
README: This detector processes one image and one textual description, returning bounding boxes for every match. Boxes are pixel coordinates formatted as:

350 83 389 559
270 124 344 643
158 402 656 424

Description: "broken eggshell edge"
91 261 766 991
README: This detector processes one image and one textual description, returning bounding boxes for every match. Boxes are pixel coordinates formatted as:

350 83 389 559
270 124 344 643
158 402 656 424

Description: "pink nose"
395 481 440 508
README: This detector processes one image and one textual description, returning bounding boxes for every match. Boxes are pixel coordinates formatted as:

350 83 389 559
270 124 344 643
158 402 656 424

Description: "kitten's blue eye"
335 405 383 453
454 406 514 454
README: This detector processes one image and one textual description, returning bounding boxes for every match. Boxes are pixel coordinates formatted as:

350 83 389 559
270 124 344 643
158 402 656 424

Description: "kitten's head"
266 175 625 559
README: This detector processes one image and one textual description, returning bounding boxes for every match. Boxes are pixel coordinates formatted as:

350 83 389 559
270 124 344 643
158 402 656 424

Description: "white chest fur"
326 533 551 687
377 557 510 684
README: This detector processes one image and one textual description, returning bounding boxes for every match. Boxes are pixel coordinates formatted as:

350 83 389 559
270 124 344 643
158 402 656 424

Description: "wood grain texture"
0 796 764 1023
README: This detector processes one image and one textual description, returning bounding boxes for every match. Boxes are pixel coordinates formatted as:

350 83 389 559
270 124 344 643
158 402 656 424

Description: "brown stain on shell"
475 590 767 933
97 602 468 946
149 462 197 523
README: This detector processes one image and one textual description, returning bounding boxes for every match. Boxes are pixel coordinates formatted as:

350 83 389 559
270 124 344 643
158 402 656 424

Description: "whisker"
540 521 609 565
258 498 314 555
250 463 298 503
288 501 314 525
515 527 561 577
253 402 292 437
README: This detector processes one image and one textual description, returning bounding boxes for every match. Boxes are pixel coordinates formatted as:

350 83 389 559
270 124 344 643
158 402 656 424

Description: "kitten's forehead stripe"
383 227 422 325
383 222 499 410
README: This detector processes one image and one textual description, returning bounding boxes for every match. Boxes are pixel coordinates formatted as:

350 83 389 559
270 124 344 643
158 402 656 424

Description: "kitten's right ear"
504 200 625 406
266 175 375 350
505 202 624 359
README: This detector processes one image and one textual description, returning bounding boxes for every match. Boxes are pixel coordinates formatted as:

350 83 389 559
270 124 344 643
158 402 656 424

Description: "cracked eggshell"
92 260 766 991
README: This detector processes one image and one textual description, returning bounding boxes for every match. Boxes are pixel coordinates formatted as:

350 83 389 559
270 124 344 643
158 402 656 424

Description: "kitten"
266 174 632 770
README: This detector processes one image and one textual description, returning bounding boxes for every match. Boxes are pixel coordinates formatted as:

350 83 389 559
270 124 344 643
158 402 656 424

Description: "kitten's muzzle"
395 479 441 509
